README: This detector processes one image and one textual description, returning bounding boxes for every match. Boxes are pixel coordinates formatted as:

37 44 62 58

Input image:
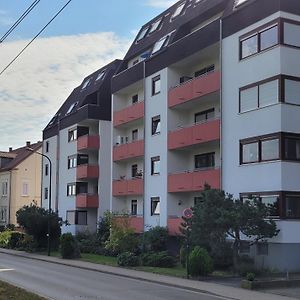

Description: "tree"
16 204 61 248
190 188 279 269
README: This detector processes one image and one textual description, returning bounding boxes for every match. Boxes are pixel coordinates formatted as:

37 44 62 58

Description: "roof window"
148 18 163 34
171 2 186 20
235 0 249 6
96 70 106 81
66 101 78 115
151 35 170 55
82 78 91 90
137 27 149 42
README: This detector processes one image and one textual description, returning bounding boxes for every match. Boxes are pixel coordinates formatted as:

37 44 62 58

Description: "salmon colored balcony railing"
168 71 220 108
76 165 99 180
77 135 100 151
76 194 98 208
168 168 220 193
114 216 144 233
113 139 144 161
168 119 220 150
113 102 144 127
167 217 183 236
112 178 143 196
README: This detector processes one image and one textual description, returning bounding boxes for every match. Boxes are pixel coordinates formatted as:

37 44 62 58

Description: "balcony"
168 119 220 150
76 194 98 208
114 216 144 233
77 165 99 180
77 135 100 151
113 139 144 161
168 217 183 236
112 178 143 196
113 102 144 127
168 71 220 108
168 168 220 193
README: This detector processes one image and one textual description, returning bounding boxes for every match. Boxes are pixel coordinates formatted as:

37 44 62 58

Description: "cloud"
0 10 14 26
145 0 178 8
0 32 130 150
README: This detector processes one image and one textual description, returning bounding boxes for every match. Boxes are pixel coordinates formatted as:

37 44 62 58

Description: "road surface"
0 253 228 300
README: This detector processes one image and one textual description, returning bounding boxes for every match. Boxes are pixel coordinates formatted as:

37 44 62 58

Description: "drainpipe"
219 18 223 190
142 59 146 232
8 171 12 225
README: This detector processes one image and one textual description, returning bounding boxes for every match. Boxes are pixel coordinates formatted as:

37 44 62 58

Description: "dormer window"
137 27 149 42
66 101 78 115
148 18 163 34
151 34 170 55
171 2 186 20
96 70 106 81
82 78 91 90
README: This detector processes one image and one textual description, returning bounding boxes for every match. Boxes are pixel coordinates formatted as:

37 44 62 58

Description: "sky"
0 0 178 151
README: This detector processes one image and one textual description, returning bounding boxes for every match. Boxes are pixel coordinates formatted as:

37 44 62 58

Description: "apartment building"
0 142 42 225
111 0 300 271
42 60 121 235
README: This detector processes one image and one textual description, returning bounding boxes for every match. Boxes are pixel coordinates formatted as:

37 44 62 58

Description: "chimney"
26 141 31 147
9 147 12 152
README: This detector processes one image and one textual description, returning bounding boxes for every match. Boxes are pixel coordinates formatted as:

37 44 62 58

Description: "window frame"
151 115 161 135
194 152 215 170
131 200 138 216
67 183 76 196
194 108 215 124
68 128 78 142
151 156 160 175
152 75 161 96
151 197 160 216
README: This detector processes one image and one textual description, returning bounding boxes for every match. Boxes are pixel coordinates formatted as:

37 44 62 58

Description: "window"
235 0 249 6
66 211 75 225
48 114 58 126
77 154 88 166
131 164 138 178
132 94 138 104
132 129 138 141
239 79 279 112
137 27 149 42
284 22 300 48
195 152 215 169
171 2 186 19
261 139 279 160
67 183 76 196
0 207 7 222
96 70 106 81
149 18 162 34
194 65 215 78
77 182 88 194
285 79 300 105
241 142 259 163
195 108 215 123
151 156 160 175
1 182 8 196
152 76 161 95
152 115 161 135
286 195 300 218
66 101 78 115
82 78 91 89
22 182 29 196
240 24 278 59
45 164 49 176
68 128 77 142
68 156 77 169
152 35 170 55
131 200 138 216
284 136 300 160
151 197 160 215
44 188 48 200
77 211 87 225
45 141 49 153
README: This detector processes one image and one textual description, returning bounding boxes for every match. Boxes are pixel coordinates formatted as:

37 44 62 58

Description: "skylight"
171 2 186 19
48 113 58 126
235 0 249 6
82 78 91 89
152 35 170 55
148 18 162 34
137 27 149 42
96 70 106 81
66 101 78 115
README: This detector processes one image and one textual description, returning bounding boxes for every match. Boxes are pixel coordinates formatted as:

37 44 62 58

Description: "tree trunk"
233 230 240 271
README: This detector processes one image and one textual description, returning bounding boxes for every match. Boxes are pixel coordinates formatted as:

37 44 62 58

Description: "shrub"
76 232 101 254
17 234 37 252
60 233 80 259
141 227 168 252
189 246 213 277
210 241 233 269
141 251 176 268
246 272 256 281
0 225 5 232
117 252 139 267
180 245 186 267
0 230 26 249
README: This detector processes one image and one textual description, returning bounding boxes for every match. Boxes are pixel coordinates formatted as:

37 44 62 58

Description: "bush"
210 241 233 269
0 230 26 249
189 246 213 277
180 245 186 267
60 233 80 259
141 227 168 252
76 232 101 254
246 272 256 281
141 251 176 268
117 252 139 267
17 234 37 252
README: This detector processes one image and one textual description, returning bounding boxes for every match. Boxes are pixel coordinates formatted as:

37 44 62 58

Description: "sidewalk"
0 248 296 300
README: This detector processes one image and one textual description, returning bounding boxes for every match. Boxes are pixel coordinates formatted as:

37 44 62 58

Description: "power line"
0 0 72 76
0 0 41 44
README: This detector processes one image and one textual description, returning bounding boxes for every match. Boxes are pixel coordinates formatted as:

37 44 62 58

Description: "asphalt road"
0 253 228 300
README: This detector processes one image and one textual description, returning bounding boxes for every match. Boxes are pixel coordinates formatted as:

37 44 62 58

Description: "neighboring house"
0 141 42 225
42 0 300 271
42 60 121 235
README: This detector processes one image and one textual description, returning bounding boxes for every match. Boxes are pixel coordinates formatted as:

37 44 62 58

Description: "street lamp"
27 147 52 256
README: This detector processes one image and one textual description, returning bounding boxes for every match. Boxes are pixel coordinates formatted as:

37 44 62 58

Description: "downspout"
219 18 223 190
142 59 146 232
8 171 12 225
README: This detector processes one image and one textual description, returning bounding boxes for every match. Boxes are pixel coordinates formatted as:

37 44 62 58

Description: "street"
0 253 228 300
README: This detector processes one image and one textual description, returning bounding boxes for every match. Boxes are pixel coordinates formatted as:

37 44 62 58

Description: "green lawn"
80 253 118 266
0 280 47 300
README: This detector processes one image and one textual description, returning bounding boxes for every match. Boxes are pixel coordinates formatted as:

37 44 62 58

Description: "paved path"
0 248 297 300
